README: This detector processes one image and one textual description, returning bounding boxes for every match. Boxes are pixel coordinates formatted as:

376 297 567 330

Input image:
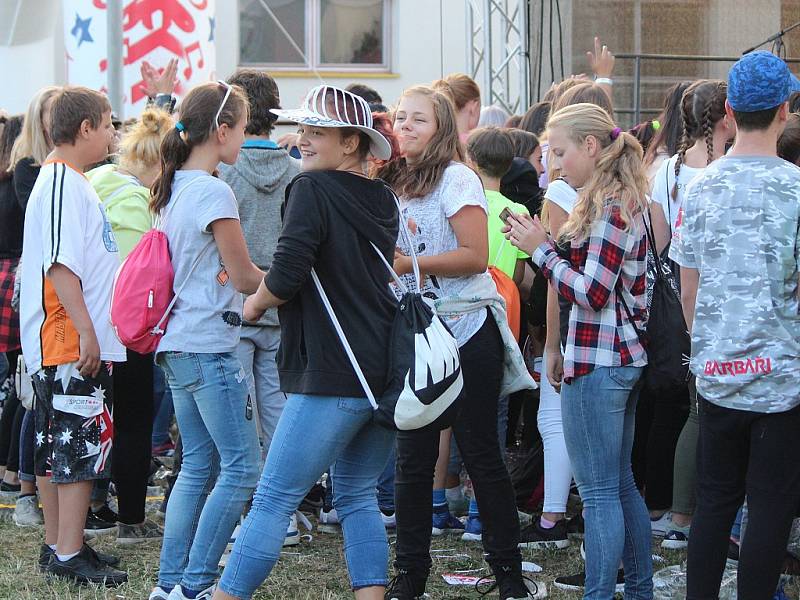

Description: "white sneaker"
166 584 216 600
13 494 43 527
381 510 396 529
148 586 171 600
285 511 313 546
319 507 340 533
285 512 300 546
650 511 672 537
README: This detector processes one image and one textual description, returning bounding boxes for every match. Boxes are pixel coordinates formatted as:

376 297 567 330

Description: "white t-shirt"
645 150 669 186
650 154 704 233
396 162 491 346
20 161 126 372
156 170 243 355
544 178 578 215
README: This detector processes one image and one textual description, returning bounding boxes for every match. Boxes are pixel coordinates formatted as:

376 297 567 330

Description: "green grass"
0 502 796 599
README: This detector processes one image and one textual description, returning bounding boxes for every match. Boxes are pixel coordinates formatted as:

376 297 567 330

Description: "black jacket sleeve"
14 159 39 213
266 176 326 301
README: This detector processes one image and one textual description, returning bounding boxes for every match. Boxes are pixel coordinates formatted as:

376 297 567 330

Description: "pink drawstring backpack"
110 179 209 354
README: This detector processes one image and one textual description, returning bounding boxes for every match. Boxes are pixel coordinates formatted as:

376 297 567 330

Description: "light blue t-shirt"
157 170 243 355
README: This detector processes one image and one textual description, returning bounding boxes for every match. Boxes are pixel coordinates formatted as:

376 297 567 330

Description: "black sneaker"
299 483 326 513
92 503 119 524
116 519 163 545
554 568 625 593
39 543 120 572
479 564 543 599
566 513 585 537
0 481 21 492
85 507 117 538
385 569 426 600
519 519 570 550
45 544 127 586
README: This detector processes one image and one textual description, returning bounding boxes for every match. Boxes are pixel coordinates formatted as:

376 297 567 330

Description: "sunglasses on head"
214 80 233 130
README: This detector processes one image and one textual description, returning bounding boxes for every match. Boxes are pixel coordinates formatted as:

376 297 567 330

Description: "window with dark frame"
239 0 390 71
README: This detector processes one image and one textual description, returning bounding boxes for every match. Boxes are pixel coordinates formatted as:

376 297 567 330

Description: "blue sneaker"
431 507 464 536
461 515 482 542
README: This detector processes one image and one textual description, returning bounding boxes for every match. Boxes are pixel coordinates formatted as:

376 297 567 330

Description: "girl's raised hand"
587 36 615 79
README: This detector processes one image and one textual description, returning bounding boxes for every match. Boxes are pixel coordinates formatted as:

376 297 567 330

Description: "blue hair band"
175 121 185 132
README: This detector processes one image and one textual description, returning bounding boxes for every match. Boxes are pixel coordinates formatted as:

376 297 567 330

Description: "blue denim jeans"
156 351 260 592
218 393 395 598
236 325 286 457
561 366 652 599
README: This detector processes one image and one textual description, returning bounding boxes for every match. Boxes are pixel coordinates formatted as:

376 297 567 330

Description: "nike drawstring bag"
311 189 462 431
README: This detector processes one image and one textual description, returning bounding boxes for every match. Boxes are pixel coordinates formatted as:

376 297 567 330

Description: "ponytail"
431 73 480 111
149 81 248 214
150 128 192 213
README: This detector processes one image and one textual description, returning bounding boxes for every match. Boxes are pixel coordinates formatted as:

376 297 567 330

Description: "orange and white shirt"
20 160 125 373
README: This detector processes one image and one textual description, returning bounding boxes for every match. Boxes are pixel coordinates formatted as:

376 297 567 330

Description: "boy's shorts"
31 361 114 484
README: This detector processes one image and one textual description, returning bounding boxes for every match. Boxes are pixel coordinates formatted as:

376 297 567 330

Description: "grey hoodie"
218 143 300 327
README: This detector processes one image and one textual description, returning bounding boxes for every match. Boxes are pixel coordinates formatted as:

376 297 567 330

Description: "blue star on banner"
209 16 215 42
71 13 93 47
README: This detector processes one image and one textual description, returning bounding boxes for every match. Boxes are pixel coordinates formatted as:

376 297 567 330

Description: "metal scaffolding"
466 0 531 115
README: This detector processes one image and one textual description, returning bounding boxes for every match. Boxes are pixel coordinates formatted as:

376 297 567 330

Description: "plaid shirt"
532 205 648 381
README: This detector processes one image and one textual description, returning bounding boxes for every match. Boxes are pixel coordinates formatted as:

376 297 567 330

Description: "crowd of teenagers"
0 35 798 600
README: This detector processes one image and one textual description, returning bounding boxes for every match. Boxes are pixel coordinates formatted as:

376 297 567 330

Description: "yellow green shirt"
87 164 153 261
485 189 529 279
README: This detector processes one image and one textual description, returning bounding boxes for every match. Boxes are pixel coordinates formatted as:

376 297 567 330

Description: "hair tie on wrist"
610 127 622 140
651 120 661 131
175 121 185 132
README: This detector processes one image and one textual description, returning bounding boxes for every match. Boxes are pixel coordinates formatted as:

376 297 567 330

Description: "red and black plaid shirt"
532 205 648 381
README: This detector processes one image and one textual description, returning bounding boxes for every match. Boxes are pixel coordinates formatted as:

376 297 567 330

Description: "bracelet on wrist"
595 77 613 86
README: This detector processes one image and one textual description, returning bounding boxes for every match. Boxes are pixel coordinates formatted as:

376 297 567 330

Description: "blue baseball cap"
728 51 800 112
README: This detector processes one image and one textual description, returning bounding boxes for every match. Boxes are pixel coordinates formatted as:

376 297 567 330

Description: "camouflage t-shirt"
669 155 800 413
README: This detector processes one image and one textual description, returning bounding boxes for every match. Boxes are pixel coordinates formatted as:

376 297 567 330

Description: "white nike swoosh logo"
394 368 463 430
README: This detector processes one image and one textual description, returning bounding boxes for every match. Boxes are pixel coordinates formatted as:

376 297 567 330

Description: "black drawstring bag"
311 178 462 431
620 217 691 393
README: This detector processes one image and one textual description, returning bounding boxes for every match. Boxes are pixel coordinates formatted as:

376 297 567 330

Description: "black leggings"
687 396 800 599
632 383 690 510
394 313 521 582
0 350 21 470
111 349 154 524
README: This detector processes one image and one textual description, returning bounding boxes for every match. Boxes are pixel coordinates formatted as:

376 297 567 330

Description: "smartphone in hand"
499 207 515 223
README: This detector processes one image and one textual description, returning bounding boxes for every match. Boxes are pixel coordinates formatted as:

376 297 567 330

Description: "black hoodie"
267 171 399 397
500 157 544 216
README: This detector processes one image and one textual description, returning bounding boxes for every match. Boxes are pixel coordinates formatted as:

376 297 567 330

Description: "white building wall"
218 0 470 111
0 0 63 115
0 0 470 116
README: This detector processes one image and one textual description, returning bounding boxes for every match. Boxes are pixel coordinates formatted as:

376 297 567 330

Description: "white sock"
48 544 56 551
56 550 80 562
445 486 464 502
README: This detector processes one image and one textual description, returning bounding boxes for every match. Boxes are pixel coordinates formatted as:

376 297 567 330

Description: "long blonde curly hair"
547 103 648 243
